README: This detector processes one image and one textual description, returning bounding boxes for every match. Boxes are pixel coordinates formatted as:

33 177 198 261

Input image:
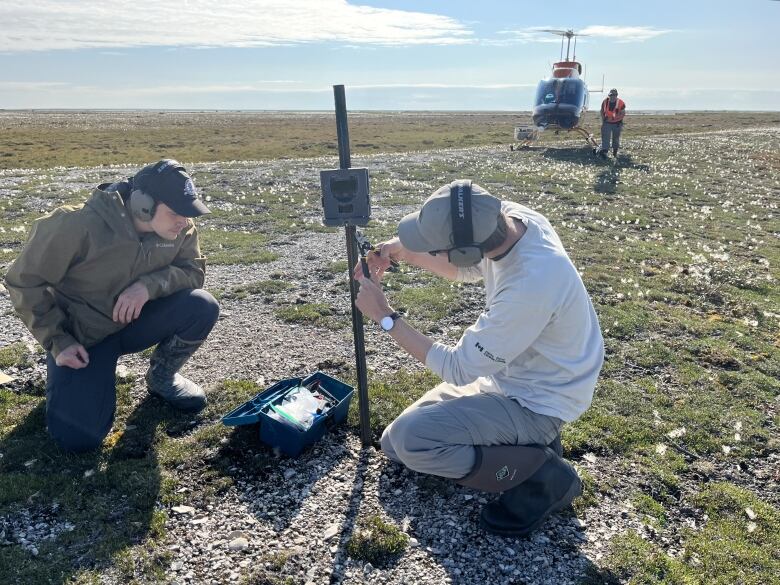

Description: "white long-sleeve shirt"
425 201 604 422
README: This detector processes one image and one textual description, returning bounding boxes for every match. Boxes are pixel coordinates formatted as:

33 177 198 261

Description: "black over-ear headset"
447 179 484 267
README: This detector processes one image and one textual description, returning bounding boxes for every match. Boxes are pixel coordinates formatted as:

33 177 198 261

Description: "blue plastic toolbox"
221 371 354 457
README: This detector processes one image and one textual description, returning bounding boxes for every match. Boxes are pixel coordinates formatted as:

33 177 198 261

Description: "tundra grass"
0 115 778 583
2 111 778 171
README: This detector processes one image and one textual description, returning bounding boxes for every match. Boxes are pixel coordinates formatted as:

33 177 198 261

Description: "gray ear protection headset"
128 189 156 222
446 180 484 267
127 159 185 222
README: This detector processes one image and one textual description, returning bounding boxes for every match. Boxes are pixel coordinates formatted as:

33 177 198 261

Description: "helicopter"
512 29 602 151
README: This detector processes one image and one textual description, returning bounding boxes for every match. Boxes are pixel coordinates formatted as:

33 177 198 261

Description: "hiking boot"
145 335 207 412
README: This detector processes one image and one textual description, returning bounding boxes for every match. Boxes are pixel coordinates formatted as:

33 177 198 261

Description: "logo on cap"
156 160 179 173
184 178 197 198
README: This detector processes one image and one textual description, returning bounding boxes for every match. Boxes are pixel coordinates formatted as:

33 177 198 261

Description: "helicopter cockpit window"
535 80 557 105
534 79 586 108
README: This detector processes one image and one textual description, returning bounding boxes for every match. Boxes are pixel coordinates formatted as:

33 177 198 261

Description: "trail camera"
319 167 371 227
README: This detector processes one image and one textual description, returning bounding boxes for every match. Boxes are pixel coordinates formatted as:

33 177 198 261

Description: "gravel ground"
2 136 778 584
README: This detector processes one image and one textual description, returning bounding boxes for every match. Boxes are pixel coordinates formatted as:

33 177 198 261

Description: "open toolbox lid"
222 377 301 426
221 371 354 428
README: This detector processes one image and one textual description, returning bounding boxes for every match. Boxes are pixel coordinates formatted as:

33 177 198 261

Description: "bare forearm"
387 317 433 364
401 251 458 280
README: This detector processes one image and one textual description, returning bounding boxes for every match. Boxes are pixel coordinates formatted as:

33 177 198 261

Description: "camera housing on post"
319 167 371 226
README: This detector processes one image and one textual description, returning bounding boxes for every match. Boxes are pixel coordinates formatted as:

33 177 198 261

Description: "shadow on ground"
0 388 193 584
375 456 621 584
541 147 651 195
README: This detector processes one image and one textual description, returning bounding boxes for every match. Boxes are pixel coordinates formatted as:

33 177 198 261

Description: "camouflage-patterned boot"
145 335 207 412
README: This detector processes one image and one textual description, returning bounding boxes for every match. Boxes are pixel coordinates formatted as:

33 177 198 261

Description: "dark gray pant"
46 289 219 453
601 122 623 153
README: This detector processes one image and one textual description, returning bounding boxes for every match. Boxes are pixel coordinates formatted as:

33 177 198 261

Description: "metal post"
333 85 372 446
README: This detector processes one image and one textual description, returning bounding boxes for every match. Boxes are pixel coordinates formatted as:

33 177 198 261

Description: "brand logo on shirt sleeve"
474 341 506 364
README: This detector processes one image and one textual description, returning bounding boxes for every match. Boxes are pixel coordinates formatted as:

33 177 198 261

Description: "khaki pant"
380 381 563 479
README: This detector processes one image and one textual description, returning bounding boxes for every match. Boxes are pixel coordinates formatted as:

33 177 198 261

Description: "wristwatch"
380 312 401 332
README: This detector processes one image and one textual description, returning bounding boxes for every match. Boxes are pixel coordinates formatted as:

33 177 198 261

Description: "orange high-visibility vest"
601 97 626 123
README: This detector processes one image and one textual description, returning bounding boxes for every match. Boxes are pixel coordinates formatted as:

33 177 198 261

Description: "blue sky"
0 0 777 110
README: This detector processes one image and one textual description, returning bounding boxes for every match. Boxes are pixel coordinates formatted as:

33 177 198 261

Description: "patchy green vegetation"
346 514 409 567
200 229 279 265
349 369 441 436
275 302 335 325
599 483 780 584
225 279 292 300
0 342 31 369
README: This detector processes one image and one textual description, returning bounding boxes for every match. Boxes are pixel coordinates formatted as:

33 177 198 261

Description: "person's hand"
355 237 407 281
112 281 150 324
55 343 90 369
355 274 392 323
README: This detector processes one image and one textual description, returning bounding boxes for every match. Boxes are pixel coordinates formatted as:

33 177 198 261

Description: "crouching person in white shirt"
354 180 604 537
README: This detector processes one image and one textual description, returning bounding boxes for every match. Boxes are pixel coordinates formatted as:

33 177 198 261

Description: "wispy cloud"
0 80 535 98
0 81 73 90
0 0 472 52
579 25 673 42
496 25 673 45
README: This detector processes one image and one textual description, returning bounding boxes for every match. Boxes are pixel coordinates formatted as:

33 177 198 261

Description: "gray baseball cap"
398 182 502 253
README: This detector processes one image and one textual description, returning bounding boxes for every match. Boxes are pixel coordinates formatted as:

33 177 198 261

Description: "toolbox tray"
222 371 354 457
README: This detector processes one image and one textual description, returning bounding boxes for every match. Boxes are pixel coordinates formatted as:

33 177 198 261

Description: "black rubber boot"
480 452 582 537
613 148 619 157
457 445 550 493
145 335 207 412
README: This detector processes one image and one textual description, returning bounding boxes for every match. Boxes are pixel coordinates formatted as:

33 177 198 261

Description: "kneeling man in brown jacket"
6 160 220 453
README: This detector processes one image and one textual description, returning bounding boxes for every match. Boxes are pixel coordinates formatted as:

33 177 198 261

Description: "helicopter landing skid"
572 127 599 150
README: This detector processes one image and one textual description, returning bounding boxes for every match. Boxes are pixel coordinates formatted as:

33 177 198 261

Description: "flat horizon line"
1 108 779 114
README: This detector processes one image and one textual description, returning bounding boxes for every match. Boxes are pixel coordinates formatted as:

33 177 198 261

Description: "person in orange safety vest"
599 88 626 158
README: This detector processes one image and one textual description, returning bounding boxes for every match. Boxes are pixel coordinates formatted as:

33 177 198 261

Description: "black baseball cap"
132 159 210 217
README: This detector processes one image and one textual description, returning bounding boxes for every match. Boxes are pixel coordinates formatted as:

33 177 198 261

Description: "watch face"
380 316 394 331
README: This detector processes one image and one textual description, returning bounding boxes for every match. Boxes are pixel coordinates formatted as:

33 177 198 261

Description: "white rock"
323 524 340 541
283 468 297 480
228 537 249 551
172 506 196 515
